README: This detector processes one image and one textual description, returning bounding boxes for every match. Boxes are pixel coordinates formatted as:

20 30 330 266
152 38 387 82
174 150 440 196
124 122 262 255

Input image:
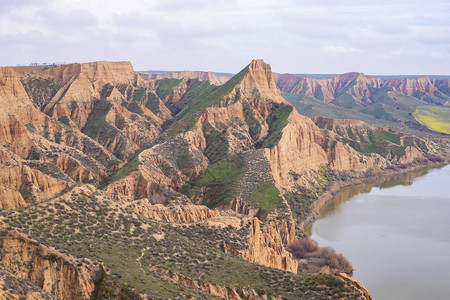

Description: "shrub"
288 238 319 259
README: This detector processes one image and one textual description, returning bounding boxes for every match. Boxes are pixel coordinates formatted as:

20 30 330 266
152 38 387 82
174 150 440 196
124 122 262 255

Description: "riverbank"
308 164 450 300
298 153 450 232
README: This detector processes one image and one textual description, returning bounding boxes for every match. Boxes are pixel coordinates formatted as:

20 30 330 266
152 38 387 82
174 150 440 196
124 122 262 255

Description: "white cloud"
0 0 449 74
325 46 361 54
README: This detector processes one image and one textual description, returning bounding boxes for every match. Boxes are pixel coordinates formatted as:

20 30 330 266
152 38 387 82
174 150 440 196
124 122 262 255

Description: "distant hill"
273 72 450 135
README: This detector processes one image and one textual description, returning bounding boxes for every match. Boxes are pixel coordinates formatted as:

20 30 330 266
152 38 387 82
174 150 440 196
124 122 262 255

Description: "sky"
1 0 449 75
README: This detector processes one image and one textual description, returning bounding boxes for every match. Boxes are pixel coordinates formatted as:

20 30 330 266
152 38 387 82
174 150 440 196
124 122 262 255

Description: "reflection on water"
308 165 450 300
319 167 430 219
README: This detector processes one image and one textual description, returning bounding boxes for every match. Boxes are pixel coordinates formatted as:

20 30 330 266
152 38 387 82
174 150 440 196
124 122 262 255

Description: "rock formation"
273 72 450 104
1 58 443 299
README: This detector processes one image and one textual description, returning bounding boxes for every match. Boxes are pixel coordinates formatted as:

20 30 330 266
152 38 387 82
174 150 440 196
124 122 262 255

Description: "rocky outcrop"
264 110 328 185
0 230 101 300
0 161 68 209
336 273 372 300
398 146 423 164
0 67 32 108
242 218 298 273
132 201 219 223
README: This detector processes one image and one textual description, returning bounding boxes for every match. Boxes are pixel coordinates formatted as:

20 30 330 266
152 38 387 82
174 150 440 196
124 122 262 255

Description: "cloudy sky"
1 0 449 74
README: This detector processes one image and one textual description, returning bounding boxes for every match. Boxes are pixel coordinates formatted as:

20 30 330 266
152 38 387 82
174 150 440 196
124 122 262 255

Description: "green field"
413 106 450 134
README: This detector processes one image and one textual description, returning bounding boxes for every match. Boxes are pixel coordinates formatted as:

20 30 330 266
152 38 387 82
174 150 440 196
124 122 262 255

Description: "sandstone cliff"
242 218 298 273
0 230 100 299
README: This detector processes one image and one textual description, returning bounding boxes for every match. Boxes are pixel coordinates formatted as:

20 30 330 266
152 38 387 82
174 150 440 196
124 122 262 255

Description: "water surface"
309 165 450 300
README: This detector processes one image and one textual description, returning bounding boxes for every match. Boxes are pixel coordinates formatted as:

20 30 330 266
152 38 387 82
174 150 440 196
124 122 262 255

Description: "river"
308 165 450 300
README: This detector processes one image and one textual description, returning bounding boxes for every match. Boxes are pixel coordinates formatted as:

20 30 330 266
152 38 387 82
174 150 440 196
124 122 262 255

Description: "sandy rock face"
242 218 298 273
0 162 68 209
398 146 423 164
237 59 287 104
133 201 220 223
0 231 99 300
265 110 328 185
0 67 32 108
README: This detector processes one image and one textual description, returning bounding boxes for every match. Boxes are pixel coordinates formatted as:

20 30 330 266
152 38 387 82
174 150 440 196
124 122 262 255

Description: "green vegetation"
362 103 393 121
181 154 245 208
348 129 406 158
333 93 356 109
145 92 160 114
165 65 250 137
132 87 147 102
0 189 365 299
24 123 36 132
413 106 450 134
21 77 62 107
203 125 229 164
314 86 324 101
81 98 112 139
176 144 193 170
155 78 182 98
251 184 283 211
243 105 262 140
58 116 70 126
258 104 293 149
102 155 140 187
114 117 125 130
0 267 55 299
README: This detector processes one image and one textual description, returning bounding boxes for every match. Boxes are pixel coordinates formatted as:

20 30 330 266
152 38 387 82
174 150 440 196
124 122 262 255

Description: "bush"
288 238 319 258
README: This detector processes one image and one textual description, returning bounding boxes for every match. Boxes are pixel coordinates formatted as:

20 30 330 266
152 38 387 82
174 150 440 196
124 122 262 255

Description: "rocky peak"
237 59 288 104
0 67 32 109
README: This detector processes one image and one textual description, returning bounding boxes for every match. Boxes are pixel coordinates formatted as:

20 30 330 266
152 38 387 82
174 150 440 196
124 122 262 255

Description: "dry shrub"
319 247 353 272
288 238 319 259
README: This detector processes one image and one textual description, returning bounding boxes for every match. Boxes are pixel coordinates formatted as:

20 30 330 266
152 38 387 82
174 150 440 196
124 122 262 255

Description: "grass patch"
155 78 182 98
243 104 262 140
145 92 160 114
333 93 356 109
362 103 393 121
81 98 112 139
251 184 283 211
58 116 70 126
103 156 140 186
413 106 450 134
348 129 406 158
181 154 245 208
258 104 293 149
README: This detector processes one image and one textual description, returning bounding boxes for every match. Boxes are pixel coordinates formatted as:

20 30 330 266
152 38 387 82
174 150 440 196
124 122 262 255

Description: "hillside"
0 59 448 299
149 70 450 135
273 72 450 134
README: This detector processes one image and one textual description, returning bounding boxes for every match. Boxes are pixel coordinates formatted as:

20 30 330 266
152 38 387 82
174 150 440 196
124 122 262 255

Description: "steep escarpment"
2 58 445 299
0 230 101 299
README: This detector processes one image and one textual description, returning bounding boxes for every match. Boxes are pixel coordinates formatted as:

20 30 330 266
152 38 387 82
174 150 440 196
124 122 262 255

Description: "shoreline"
298 154 450 233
